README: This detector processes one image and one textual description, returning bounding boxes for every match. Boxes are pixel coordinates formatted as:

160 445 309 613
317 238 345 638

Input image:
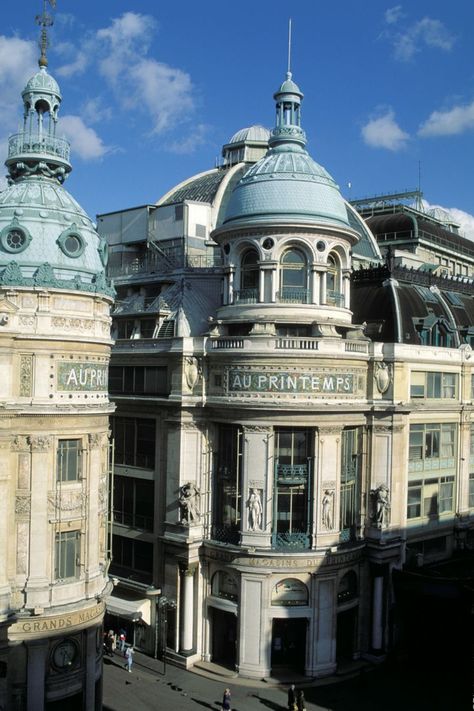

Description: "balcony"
327 290 345 307
233 288 258 304
8 131 70 162
272 531 311 550
277 288 310 304
276 463 308 484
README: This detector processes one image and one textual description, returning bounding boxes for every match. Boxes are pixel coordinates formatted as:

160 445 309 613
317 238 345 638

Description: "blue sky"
1 0 473 237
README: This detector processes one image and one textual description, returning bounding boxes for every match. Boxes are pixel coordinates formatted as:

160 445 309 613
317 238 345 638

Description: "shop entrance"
210 608 237 669
336 607 357 662
271 618 306 673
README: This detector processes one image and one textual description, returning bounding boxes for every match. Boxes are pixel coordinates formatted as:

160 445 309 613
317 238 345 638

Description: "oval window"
0 223 31 254
57 228 86 258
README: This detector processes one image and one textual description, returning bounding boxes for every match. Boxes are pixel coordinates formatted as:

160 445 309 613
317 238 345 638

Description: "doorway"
210 608 237 669
336 607 357 662
271 618 306 673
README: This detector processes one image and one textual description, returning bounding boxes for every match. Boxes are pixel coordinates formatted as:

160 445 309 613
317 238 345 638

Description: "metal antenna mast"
287 18 292 74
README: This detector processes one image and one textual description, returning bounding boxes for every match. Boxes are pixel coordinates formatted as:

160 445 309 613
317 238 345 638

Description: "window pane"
57 440 81 482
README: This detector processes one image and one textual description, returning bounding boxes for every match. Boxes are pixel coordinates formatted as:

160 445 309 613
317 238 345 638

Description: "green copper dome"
223 73 349 229
0 59 112 297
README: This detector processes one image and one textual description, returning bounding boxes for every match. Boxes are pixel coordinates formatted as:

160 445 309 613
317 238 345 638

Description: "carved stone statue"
179 482 200 524
321 490 334 530
371 484 390 527
374 362 392 394
247 488 263 531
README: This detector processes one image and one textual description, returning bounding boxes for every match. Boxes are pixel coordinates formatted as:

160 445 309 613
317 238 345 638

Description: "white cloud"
385 6 404 25
59 115 110 160
392 17 455 61
423 201 474 241
57 12 196 137
167 124 210 154
418 100 474 137
81 97 113 125
0 36 37 130
361 109 409 151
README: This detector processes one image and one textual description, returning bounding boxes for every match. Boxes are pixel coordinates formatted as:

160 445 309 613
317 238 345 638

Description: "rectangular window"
57 439 81 482
111 417 156 469
109 366 168 396
116 319 136 339
212 425 242 543
408 423 456 472
273 428 312 548
410 372 457 399
111 535 153 583
340 428 363 538
55 530 80 580
113 476 154 531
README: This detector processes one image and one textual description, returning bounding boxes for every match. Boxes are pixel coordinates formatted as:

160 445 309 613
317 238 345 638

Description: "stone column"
314 426 342 546
343 271 351 309
0 439 11 607
320 271 327 304
371 573 384 652
84 626 97 710
228 266 235 305
25 435 52 608
311 266 320 305
179 563 197 654
238 574 268 678
27 640 48 711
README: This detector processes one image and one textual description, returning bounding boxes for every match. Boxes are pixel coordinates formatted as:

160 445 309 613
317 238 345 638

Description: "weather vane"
36 0 57 67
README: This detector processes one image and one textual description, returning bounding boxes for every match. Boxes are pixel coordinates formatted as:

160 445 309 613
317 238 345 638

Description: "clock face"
52 639 78 670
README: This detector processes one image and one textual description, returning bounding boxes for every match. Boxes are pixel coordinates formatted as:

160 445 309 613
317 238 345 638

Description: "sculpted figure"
179 482 200 524
247 488 263 531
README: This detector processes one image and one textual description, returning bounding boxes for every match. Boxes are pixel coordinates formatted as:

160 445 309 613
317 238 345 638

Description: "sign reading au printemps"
228 369 354 394
57 362 108 391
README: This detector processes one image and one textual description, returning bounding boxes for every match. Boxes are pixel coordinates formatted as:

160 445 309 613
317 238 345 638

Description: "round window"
6 229 26 251
0 224 31 254
57 228 86 258
262 238 274 250
316 240 326 252
64 234 82 255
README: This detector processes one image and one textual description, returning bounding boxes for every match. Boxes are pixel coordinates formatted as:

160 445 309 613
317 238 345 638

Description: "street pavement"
102 648 469 711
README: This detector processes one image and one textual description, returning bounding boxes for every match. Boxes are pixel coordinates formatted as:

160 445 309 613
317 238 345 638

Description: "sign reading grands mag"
228 369 354 394
57 362 108 391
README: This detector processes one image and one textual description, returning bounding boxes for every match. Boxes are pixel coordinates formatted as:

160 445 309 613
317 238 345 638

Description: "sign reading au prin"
57 362 108 391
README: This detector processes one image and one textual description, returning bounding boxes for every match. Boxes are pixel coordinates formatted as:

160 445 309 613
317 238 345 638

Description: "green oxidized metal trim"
0 261 115 297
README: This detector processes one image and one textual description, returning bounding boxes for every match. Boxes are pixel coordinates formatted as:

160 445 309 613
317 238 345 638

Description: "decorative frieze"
28 435 52 451
19 354 33 397
52 316 94 331
11 435 29 451
48 490 87 516
15 494 31 515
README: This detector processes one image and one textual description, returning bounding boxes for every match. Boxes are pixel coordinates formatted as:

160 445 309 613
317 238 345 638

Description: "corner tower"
212 70 362 337
0 6 114 709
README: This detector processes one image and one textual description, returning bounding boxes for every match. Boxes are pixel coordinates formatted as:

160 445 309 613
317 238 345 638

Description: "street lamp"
155 596 176 673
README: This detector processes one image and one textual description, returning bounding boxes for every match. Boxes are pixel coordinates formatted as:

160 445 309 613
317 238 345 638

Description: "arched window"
326 254 343 306
238 249 259 303
280 248 308 303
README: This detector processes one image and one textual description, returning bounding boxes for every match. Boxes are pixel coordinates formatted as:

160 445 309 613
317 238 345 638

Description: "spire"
36 0 56 68
5 0 71 185
268 23 306 150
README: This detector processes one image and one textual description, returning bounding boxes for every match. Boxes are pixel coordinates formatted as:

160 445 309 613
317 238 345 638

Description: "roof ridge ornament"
36 0 56 68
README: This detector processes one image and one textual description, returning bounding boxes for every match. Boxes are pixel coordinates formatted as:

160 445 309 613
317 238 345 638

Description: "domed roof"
228 125 270 144
221 72 350 230
0 178 110 294
22 66 61 101
223 143 350 228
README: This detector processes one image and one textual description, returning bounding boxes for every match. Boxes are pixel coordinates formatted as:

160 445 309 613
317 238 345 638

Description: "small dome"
228 125 270 145
223 143 350 228
22 67 61 101
275 72 303 98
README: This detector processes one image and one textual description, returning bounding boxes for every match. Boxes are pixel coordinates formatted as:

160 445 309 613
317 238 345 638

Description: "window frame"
56 439 82 483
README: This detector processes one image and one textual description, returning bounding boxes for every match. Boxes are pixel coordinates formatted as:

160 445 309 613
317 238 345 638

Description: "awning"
105 595 151 624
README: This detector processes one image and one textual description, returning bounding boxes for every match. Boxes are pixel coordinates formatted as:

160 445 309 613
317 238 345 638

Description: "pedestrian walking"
118 629 126 653
124 646 134 673
287 683 296 710
221 687 231 710
296 689 306 711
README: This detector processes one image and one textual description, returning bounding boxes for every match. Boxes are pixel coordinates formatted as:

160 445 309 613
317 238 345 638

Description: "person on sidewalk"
287 684 296 710
124 646 134 673
221 687 231 710
118 629 126 654
296 689 306 711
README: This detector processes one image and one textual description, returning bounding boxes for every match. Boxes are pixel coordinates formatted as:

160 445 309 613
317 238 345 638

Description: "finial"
287 18 292 77
36 0 56 68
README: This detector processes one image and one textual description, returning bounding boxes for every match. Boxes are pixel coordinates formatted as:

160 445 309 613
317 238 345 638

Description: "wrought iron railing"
113 510 153 532
8 131 70 161
211 524 241 545
233 288 259 304
276 463 308 484
272 531 310 550
326 290 344 307
277 288 310 304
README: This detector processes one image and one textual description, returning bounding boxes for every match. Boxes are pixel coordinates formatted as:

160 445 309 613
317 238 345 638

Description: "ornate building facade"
0 12 114 711
99 67 473 690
